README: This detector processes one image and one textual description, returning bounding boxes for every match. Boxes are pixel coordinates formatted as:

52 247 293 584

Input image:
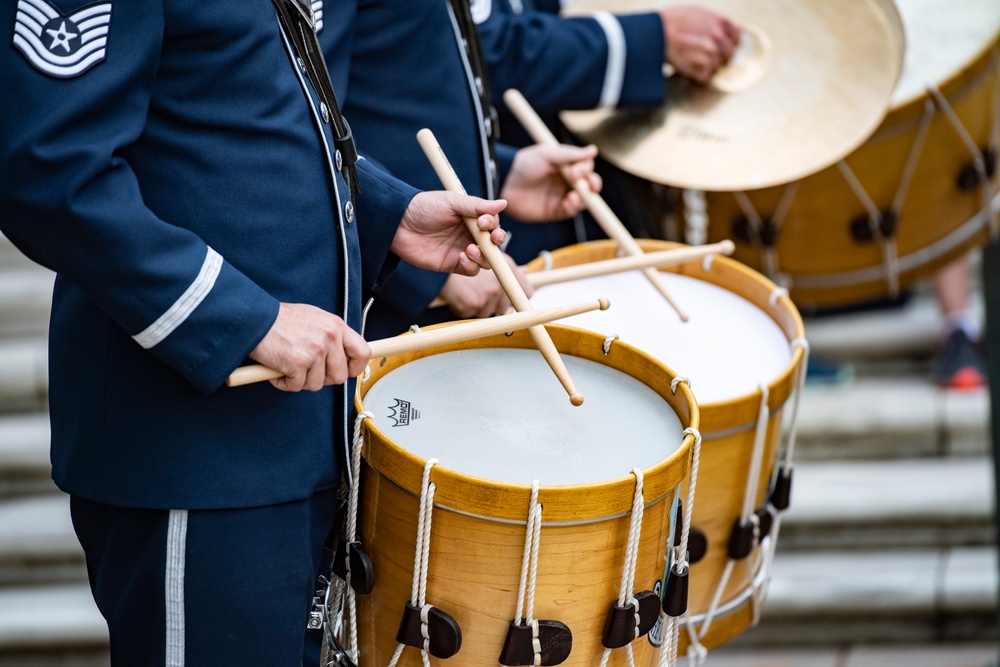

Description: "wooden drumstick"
502 88 690 322
225 298 611 388
428 240 735 307
417 127 586 406
531 240 734 286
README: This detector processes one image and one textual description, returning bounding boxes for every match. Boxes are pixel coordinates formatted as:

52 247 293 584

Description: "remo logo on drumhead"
388 398 421 427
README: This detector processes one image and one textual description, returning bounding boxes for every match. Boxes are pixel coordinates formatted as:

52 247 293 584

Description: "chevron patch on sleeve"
470 0 492 24
12 0 112 79
311 0 323 32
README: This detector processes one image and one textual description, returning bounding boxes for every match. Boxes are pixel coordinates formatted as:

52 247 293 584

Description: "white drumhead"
892 0 1000 107
362 348 684 486
530 271 791 405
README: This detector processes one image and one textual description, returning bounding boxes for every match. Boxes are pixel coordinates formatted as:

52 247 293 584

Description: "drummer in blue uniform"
335 0 737 339
0 0 566 663
326 0 604 339
475 0 742 262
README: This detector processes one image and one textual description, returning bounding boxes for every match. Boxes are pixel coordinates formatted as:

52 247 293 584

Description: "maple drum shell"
685 0 1000 307
354 326 699 667
527 240 805 653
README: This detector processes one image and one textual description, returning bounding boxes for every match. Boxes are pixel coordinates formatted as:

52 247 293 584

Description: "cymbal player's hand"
501 143 602 221
438 253 533 318
392 191 508 275
660 5 742 84
249 302 371 392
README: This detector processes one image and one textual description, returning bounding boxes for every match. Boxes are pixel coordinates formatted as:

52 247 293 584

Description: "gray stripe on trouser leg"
166 509 188 667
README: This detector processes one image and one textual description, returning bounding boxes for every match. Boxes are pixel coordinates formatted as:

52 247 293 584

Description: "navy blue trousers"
71 490 338 666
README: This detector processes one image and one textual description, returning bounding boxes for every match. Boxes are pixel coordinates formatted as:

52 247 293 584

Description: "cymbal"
559 0 905 191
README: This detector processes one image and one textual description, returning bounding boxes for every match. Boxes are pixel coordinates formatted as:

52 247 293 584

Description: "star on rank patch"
12 0 112 79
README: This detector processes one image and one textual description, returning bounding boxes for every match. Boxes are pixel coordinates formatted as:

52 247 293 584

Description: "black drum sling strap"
448 0 501 196
272 0 362 204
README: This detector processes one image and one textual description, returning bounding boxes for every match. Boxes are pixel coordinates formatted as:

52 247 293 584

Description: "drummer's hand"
393 191 508 275
660 6 741 84
249 303 371 392
438 254 533 318
501 143 602 221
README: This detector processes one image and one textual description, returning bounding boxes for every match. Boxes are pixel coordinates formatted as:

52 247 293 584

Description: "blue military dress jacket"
475 0 667 139
0 0 417 510
470 0 667 262
322 0 517 340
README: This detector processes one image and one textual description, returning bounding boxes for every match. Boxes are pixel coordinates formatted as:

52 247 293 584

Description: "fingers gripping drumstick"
502 88 689 322
417 128 586 406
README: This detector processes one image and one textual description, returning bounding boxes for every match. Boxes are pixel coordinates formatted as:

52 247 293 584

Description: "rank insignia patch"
12 0 112 79
311 0 323 32
470 0 492 24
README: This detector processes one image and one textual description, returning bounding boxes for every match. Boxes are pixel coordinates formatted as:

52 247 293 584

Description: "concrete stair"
0 234 52 340
0 232 996 662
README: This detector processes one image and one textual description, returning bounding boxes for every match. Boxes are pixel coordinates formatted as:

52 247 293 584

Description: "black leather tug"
601 590 660 648
395 602 463 659
499 619 573 666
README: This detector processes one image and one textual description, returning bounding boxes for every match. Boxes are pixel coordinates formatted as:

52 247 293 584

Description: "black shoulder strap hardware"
448 0 501 194
272 0 362 204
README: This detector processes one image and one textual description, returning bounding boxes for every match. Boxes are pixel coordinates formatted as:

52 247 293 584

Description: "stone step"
0 548 994 660
779 457 994 550
792 376 989 460
710 641 1000 667
0 233 33 266
0 496 84 587
0 455 991 587
0 584 107 662
0 338 47 415
0 343 987 462
803 290 945 362
0 267 52 339
0 415 55 498
734 546 999 647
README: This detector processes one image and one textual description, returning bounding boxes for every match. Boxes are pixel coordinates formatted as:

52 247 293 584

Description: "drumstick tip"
598 297 611 310
570 391 585 407
720 239 736 254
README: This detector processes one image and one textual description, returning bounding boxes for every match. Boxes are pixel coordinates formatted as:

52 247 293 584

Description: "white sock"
942 309 981 343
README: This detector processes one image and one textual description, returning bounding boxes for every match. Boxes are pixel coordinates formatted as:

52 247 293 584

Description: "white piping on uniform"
592 11 626 108
165 509 188 667
275 16 353 474
133 247 222 350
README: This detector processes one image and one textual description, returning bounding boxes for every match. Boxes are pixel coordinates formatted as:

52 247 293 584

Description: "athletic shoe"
935 329 986 390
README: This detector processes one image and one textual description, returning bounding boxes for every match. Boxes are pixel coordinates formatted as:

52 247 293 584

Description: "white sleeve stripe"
592 11 626 108
133 247 223 350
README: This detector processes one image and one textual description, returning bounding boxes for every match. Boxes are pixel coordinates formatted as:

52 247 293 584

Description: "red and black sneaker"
935 329 986 390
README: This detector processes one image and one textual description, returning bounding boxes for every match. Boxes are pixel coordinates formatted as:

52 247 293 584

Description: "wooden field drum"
351 326 699 666
529 240 807 655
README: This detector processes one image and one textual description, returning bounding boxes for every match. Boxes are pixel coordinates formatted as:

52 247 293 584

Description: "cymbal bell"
559 0 905 191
